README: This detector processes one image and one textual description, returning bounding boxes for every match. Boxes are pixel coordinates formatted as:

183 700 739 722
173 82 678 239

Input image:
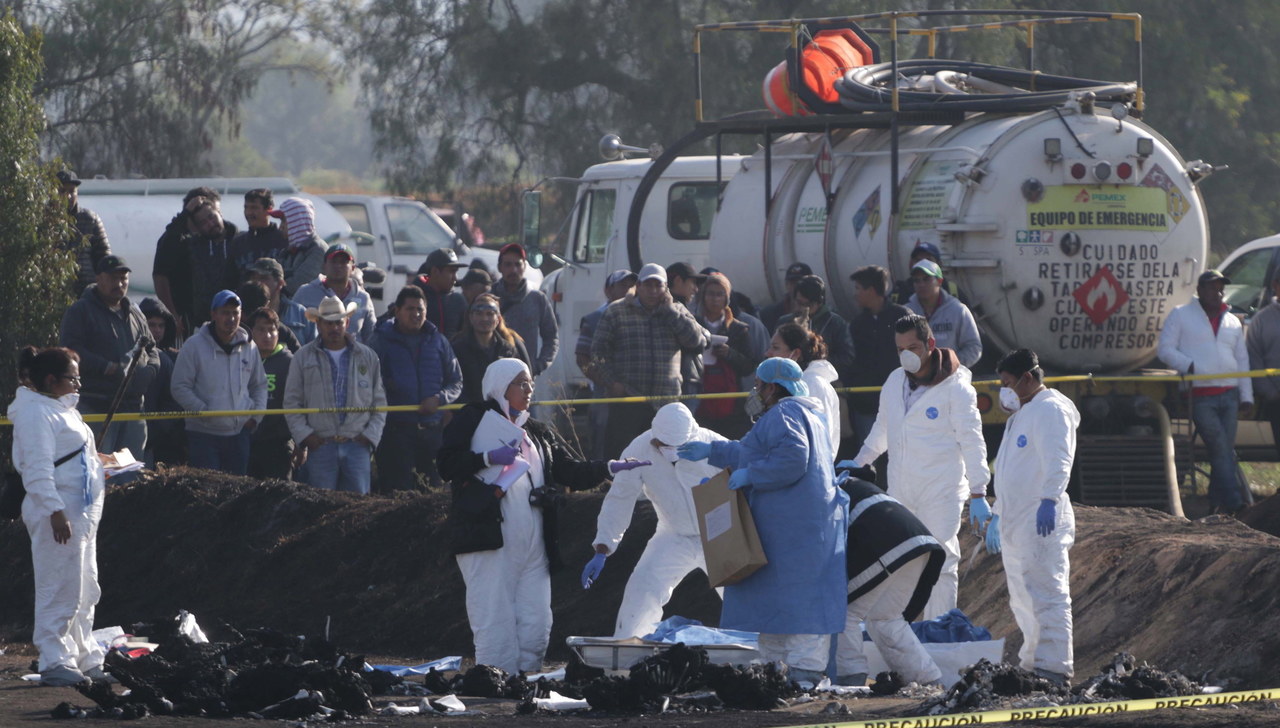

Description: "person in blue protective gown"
678 357 849 684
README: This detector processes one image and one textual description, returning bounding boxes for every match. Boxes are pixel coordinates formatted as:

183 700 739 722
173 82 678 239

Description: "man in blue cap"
170 289 268 475
678 357 848 684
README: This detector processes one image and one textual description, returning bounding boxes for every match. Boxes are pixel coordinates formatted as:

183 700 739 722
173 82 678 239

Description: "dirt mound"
1238 492 1280 538
958 506 1280 688
0 467 720 661
1 469 1278 689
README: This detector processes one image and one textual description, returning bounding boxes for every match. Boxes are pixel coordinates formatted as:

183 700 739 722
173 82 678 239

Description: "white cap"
638 263 667 283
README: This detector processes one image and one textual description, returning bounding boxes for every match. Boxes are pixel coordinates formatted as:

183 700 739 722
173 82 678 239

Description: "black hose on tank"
834 59 1136 114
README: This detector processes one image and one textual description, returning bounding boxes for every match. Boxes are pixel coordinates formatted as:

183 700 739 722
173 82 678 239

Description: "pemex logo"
1072 266 1130 326
1074 188 1092 203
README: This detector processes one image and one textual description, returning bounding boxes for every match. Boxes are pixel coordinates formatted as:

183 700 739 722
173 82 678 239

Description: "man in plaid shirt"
592 263 709 458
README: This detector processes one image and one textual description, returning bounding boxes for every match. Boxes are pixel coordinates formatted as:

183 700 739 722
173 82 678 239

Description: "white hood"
804 358 839 382
650 403 697 446
482 357 532 425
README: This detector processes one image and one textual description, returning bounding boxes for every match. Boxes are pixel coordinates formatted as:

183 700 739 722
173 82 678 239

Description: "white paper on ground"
526 667 566 681
379 702 421 716
21 674 41 682
91 626 127 651
176 610 209 643
429 694 467 713
533 691 590 711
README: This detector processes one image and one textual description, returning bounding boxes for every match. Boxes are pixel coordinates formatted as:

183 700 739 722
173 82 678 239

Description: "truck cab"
533 156 739 397
323 195 528 305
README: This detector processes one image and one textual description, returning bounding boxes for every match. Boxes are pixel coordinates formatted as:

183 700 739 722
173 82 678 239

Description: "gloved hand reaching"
486 442 519 466
581 553 607 589
1036 499 1057 536
985 514 1001 554
677 441 711 461
728 468 752 490
608 458 650 474
968 497 992 528
836 460 876 483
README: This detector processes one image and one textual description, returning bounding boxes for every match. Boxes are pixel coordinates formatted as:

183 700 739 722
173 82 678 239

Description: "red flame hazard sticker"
1072 266 1130 326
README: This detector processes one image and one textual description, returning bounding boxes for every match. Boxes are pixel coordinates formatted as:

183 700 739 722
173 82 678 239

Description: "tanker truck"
526 10 1227 513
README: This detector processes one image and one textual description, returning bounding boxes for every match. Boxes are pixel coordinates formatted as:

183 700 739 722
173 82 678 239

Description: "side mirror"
520 190 543 266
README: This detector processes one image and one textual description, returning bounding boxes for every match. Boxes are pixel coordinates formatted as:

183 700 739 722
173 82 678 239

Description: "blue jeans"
1191 389 1242 511
187 430 252 475
306 440 372 494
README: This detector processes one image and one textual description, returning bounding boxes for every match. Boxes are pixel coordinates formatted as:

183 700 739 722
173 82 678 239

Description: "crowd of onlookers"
52 177 992 494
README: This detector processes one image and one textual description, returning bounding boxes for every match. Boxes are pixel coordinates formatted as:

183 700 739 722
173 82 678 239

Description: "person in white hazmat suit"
984 349 1078 686
436 358 646 674
9 347 109 687
844 314 990 620
580 403 727 638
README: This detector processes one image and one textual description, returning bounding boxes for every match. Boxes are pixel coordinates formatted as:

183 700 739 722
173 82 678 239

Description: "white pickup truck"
322 194 541 303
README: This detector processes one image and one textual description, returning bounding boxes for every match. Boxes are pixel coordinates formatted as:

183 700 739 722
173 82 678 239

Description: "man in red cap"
293 243 377 343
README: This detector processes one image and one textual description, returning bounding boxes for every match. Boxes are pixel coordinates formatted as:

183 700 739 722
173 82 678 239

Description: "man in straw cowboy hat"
283 295 387 494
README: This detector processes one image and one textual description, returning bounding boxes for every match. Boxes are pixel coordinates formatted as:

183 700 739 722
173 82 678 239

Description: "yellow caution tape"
786 687 1278 728
4 368 1279 427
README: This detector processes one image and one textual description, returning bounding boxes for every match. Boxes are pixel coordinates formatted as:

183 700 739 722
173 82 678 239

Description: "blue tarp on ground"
642 616 759 646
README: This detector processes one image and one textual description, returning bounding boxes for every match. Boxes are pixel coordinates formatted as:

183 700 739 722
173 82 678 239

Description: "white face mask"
59 392 80 409
899 349 922 373
745 389 766 420
999 387 1021 413
657 445 679 463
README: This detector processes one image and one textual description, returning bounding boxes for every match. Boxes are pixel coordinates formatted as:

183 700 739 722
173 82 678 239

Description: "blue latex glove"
608 458 650 474
677 441 712 461
835 459 861 471
487 442 519 466
1037 499 1057 537
728 468 752 490
985 514 1001 554
969 497 992 528
581 553 607 589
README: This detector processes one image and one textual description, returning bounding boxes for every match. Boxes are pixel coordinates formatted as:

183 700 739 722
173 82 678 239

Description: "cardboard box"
692 469 768 587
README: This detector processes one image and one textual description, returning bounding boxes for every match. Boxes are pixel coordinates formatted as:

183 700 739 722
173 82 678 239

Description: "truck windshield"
573 189 616 263
386 203 455 255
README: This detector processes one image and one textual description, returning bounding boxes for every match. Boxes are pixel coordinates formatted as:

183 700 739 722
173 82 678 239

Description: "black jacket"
438 400 609 568
780 305 855 381
848 301 912 415
58 285 160 408
449 333 530 404
841 477 944 621
65 202 110 294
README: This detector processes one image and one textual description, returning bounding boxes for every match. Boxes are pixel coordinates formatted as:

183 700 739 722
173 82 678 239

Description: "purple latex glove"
608 458 650 474
487 443 519 466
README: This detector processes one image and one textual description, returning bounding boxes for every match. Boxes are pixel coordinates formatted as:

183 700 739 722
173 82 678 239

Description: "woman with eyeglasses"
450 293 530 403
8 346 109 686
437 358 647 675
